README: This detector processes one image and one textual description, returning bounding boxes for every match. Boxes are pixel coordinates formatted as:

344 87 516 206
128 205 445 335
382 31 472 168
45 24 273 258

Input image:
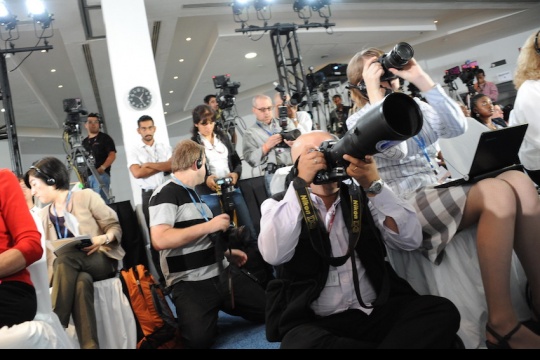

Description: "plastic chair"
0 239 74 349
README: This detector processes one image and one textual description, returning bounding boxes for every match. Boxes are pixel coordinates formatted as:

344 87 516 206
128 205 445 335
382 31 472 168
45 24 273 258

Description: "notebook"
435 121 528 188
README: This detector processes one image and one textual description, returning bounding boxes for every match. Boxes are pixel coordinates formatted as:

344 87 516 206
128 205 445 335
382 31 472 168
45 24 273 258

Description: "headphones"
196 148 203 169
30 165 56 186
535 30 540 55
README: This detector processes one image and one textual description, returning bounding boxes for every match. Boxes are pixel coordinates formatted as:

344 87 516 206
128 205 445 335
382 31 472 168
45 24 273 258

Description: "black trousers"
141 189 165 283
0 281 37 327
280 294 460 349
525 168 540 188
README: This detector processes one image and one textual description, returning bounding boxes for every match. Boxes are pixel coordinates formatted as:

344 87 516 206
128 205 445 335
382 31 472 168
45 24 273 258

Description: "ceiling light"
51 69 56 72
232 0 250 16
169 90 174 93
186 37 191 41
179 58 184 62
245 52 257 59
173 76 178 79
58 85 63 88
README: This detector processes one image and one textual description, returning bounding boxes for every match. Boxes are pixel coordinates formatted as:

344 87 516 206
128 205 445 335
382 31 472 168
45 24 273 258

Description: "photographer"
191 104 273 288
273 92 313 134
82 113 116 204
328 94 351 138
259 131 460 348
346 46 540 349
243 94 298 196
203 94 237 148
148 139 266 349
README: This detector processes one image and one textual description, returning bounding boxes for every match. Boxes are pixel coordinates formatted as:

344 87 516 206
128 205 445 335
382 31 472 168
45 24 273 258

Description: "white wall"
3 28 534 200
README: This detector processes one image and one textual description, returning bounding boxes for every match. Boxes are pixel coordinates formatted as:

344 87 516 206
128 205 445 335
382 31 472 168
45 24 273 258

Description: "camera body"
213 74 241 110
377 42 414 81
313 92 423 185
215 177 235 214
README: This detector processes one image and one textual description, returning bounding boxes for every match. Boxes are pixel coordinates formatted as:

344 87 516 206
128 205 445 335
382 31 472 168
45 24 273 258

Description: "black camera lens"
379 42 414 70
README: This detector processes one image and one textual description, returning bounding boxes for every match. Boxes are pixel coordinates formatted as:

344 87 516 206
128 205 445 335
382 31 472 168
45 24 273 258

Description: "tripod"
63 124 114 203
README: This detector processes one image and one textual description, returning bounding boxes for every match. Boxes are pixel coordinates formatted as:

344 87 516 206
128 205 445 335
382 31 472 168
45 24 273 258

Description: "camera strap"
293 178 389 309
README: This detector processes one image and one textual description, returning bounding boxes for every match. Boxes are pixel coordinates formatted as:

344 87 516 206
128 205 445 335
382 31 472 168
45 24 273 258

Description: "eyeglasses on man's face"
254 106 273 113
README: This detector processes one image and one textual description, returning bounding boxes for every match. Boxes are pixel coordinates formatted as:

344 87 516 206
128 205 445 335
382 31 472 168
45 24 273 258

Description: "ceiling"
1 0 540 160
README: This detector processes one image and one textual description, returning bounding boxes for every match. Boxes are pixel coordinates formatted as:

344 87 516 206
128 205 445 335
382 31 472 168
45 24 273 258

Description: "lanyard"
256 121 277 136
413 135 435 170
171 175 209 221
52 191 72 239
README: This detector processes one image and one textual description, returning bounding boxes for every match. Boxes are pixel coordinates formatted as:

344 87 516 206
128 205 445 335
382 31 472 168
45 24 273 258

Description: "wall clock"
128 86 152 110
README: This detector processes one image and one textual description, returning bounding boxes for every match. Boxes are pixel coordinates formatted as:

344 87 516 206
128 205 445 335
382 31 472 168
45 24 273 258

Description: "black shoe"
485 323 521 349
523 319 540 336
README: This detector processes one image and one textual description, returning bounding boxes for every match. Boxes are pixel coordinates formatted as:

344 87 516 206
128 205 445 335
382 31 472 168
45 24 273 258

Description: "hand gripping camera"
313 92 423 184
209 177 251 249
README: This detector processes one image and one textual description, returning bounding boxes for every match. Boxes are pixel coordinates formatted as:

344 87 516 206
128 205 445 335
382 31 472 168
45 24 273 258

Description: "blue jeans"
200 187 258 243
88 173 111 204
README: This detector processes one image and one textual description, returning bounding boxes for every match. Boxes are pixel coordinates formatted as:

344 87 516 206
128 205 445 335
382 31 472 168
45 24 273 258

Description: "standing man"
149 139 266 349
273 92 313 134
473 68 499 102
328 94 351 138
82 113 116 204
243 94 298 196
126 115 172 227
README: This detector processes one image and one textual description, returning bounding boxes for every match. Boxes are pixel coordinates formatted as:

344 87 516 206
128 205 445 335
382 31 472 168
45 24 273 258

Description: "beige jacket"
39 189 125 283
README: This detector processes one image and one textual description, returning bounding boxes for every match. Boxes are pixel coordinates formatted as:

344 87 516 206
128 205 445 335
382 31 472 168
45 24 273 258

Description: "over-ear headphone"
30 165 56 186
535 30 540 55
196 148 203 169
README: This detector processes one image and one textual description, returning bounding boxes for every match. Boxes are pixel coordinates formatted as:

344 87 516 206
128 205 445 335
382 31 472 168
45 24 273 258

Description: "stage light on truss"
27 0 53 29
232 0 250 16
254 0 272 11
310 0 331 12
293 0 309 12
0 3 17 31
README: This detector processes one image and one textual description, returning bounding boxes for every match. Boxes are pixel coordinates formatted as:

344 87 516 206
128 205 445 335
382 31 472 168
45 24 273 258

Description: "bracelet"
104 234 111 245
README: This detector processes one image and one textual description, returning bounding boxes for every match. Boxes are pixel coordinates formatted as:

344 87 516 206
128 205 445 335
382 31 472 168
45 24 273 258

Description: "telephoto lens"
378 42 414 81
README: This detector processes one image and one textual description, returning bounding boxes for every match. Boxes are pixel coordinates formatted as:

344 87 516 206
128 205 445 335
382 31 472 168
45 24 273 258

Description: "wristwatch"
364 179 384 195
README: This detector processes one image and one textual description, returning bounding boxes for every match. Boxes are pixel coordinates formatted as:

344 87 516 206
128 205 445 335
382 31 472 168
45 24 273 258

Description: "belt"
142 188 155 193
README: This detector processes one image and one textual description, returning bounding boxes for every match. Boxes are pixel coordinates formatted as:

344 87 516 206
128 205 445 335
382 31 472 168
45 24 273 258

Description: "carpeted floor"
212 311 280 349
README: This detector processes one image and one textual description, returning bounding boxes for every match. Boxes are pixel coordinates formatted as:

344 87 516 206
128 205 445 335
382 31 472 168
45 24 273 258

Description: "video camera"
313 92 423 184
443 61 479 93
213 74 241 110
63 98 88 135
377 42 414 81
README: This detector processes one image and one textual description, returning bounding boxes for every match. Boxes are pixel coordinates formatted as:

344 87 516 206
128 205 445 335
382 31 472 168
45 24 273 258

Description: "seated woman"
25 157 124 349
470 93 507 129
0 169 43 328
191 104 274 288
345 47 540 349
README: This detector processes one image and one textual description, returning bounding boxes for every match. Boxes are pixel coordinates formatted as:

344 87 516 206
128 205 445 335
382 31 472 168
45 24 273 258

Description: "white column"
101 0 170 206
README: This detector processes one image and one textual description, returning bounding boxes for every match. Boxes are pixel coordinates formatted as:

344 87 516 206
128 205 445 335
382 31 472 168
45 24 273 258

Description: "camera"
215 177 235 214
378 42 414 81
209 224 251 250
313 92 423 184
213 74 241 110
63 98 88 124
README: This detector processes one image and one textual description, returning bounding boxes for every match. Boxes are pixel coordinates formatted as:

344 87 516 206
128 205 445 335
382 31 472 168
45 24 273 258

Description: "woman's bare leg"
459 173 540 348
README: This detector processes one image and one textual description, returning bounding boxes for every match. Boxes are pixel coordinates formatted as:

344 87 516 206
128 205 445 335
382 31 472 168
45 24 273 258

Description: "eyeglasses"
255 106 273 113
87 121 100 124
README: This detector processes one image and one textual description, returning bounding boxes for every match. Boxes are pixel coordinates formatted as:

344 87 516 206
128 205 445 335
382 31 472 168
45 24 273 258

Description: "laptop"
435 121 528 188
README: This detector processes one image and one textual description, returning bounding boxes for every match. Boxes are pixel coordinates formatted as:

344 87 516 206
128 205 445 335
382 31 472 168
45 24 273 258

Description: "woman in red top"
0 169 43 327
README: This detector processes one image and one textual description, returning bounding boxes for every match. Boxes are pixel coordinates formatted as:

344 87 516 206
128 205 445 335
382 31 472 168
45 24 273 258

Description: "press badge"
327 269 340 286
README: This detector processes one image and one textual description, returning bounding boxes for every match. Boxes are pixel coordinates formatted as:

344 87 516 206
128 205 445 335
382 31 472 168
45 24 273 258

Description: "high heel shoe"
485 323 522 349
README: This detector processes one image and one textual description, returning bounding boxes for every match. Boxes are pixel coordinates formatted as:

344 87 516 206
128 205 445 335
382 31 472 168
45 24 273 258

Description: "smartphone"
75 237 93 250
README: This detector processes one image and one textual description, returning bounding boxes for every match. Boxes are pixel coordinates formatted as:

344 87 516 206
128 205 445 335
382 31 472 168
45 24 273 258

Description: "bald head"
291 130 335 162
